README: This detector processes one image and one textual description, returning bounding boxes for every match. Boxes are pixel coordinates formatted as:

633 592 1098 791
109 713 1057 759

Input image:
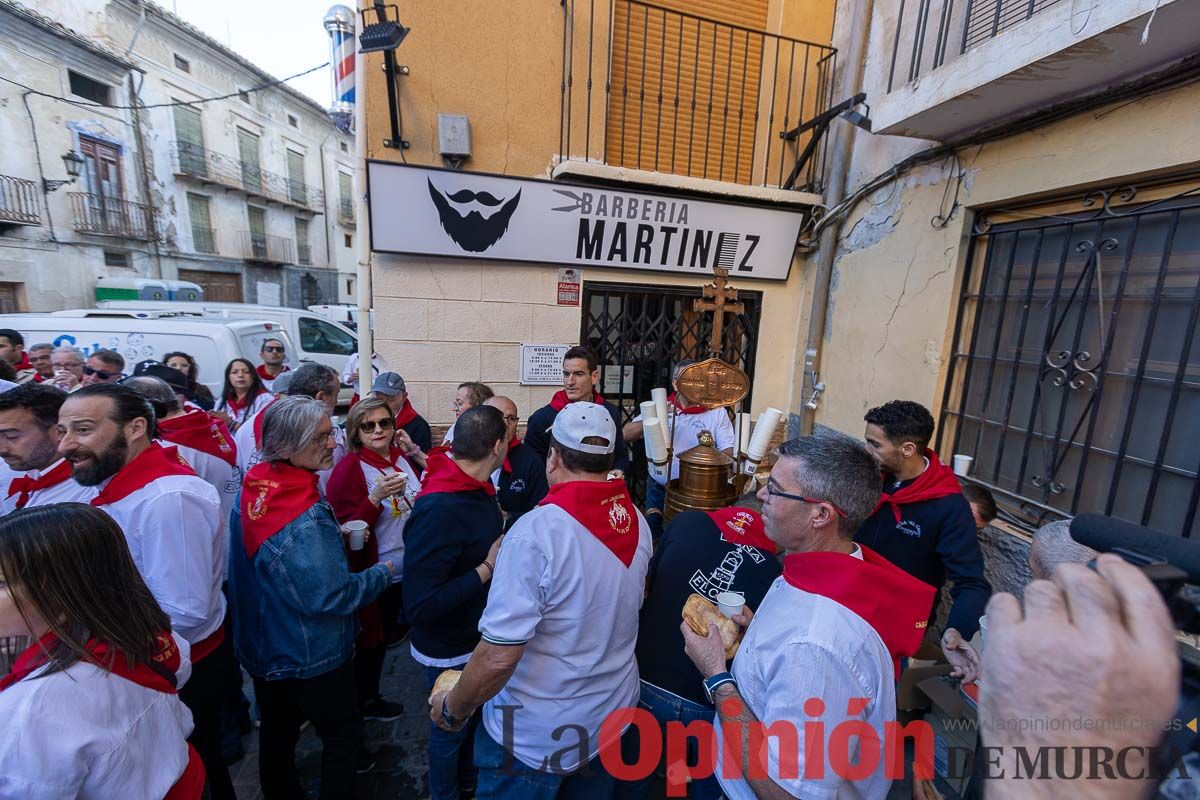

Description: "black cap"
133 360 189 394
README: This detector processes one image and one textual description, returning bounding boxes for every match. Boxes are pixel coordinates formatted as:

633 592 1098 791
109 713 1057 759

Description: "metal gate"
938 174 1200 536
581 281 762 500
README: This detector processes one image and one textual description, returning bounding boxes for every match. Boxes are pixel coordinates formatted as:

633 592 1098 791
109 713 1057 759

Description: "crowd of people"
0 329 1186 800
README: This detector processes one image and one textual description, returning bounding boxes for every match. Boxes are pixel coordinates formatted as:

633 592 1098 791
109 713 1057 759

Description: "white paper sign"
602 365 634 395
369 162 805 281
256 281 281 306
520 343 571 385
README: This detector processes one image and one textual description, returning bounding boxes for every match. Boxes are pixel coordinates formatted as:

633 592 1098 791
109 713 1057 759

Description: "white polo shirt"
0 632 195 800
636 407 736 484
96 474 226 646
0 458 97 514
356 455 421 580
714 575 895 800
479 502 652 772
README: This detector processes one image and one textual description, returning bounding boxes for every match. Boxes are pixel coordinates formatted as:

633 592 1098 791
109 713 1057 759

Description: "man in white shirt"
431 401 652 797
0 383 96 512
679 434 936 799
623 360 736 535
57 383 236 800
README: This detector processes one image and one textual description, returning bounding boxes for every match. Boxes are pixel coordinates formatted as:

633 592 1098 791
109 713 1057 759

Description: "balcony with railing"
170 141 325 213
875 0 1200 140
0 175 41 227
68 192 156 240
237 231 294 265
555 0 836 198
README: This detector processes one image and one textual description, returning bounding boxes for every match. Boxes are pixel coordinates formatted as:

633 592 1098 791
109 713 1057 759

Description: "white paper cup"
717 591 745 618
952 454 974 477
978 615 988 648
345 520 368 551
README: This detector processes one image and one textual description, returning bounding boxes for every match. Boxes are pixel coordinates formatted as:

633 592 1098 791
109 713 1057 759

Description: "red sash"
872 449 963 524
783 544 936 675
164 744 207 800
240 461 321 558
539 480 639 566
418 451 496 498
705 506 777 553
157 411 237 467
252 398 281 447
6 459 74 509
256 364 289 382
394 397 419 428
90 444 197 508
670 392 706 415
501 437 524 474
549 389 605 411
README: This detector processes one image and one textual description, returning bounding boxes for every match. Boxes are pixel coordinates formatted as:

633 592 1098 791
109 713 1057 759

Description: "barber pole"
323 5 356 133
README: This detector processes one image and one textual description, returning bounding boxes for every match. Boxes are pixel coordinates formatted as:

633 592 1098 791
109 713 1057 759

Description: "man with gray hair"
1029 519 1098 580
228 396 394 797
681 433 937 798
49 345 85 392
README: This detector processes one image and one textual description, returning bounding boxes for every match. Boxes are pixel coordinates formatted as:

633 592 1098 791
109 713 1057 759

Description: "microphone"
1070 514 1200 584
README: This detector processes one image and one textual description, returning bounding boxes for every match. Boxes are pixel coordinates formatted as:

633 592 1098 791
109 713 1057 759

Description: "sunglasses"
82 365 117 381
262 346 285 354
359 418 395 433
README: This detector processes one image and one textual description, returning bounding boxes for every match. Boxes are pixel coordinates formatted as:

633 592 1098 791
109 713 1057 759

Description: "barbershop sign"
368 162 805 281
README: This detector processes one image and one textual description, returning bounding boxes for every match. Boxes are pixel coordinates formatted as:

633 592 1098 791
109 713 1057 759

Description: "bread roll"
682 593 741 660
433 668 462 695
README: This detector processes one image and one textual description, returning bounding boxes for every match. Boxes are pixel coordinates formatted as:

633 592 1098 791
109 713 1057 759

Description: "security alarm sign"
557 268 580 306
368 162 806 281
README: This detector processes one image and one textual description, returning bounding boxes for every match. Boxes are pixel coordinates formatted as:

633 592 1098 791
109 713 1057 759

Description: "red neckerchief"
0 629 181 694
549 390 605 411
157 411 237 467
256 364 290 382
252 398 281 447
90 444 197 508
240 461 321 558
501 437 523 474
705 506 777 554
670 392 707 415
783 544 937 676
225 391 253 418
539 480 639 566
417 451 496 498
873 449 963 524
13 353 31 371
359 444 418 476
394 397 419 428
7 459 74 509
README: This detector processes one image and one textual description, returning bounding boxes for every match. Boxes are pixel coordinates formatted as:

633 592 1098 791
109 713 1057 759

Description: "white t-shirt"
341 352 388 386
478 502 652 772
216 391 273 432
0 458 97 514
356 455 421 581
636 407 736 484
96 473 226 646
0 632 195 800
714 576 895 800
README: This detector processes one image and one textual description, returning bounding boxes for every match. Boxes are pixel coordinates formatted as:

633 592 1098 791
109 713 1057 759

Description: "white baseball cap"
551 401 615 455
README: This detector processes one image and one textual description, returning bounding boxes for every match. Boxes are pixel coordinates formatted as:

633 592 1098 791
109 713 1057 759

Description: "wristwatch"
440 695 460 728
703 671 737 703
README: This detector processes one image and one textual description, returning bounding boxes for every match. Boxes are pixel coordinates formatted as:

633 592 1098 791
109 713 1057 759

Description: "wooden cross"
694 267 744 359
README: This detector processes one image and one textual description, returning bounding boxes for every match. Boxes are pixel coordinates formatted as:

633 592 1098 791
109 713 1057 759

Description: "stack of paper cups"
639 401 657 422
651 387 669 427
643 415 669 480
743 407 783 474
737 412 751 457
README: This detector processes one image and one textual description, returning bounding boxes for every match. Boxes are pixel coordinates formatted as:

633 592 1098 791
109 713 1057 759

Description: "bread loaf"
682 593 741 660
433 668 462 695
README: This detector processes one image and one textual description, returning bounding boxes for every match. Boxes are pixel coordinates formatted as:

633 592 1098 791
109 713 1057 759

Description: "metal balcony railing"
887 0 1065 92
238 230 294 264
68 192 156 240
170 141 325 212
338 198 354 224
0 175 41 225
297 241 313 265
559 0 837 192
192 226 218 254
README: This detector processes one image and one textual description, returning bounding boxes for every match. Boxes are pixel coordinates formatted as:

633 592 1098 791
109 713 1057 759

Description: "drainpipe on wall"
319 131 333 275
128 72 164 279
796 0 875 436
353 44 373 399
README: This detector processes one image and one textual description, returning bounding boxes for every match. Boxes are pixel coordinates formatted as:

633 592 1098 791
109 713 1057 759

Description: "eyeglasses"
765 480 848 518
82 365 117 380
262 346 285 354
502 415 520 424
359 418 395 433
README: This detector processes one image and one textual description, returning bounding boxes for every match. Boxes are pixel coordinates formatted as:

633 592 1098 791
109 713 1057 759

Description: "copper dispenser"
664 430 737 523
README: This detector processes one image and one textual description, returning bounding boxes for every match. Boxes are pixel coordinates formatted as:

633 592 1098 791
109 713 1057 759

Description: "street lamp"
44 150 85 192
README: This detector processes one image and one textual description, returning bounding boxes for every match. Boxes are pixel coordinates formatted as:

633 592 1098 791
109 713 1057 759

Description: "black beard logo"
427 180 521 252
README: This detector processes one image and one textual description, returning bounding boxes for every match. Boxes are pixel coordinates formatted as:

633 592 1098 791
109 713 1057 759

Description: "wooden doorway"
179 269 243 302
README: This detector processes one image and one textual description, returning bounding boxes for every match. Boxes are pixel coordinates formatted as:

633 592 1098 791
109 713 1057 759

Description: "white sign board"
602 365 634 395
369 162 805 281
256 281 281 306
520 343 570 385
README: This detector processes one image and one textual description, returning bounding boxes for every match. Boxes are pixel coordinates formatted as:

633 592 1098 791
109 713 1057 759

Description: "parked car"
0 310 296 396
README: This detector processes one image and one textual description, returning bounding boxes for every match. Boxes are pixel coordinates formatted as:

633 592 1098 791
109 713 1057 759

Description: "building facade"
0 0 357 311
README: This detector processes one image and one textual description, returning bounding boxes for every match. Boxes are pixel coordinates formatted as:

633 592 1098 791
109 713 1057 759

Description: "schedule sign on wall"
520 344 571 385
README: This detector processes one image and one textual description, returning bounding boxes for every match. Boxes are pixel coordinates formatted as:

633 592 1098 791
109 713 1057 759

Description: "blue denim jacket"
228 497 390 681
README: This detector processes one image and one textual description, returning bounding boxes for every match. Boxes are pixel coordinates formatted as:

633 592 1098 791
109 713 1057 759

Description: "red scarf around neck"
670 392 707 415
783 544 936 675
13 352 31 371
240 461 321 558
256 364 289 382
359 444 419 476
90 443 197 508
417 451 496 498
7 459 74 509
539 480 639 566
501 437 523 474
873 449 963 524
157 411 237 467
549 389 605 412
0 629 181 694
705 506 777 554
226 388 265 419
394 397 419 428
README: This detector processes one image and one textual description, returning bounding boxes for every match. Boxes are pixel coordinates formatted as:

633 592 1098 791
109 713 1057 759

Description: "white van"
94 301 358 378
0 311 296 396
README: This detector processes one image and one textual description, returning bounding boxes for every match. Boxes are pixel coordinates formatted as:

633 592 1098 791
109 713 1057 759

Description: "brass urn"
664 430 737 523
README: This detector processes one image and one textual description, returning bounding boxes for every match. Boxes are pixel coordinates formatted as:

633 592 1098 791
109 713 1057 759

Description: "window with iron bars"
939 174 1200 537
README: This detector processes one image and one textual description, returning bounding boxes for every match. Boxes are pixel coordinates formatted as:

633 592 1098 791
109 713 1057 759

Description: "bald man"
484 396 547 530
